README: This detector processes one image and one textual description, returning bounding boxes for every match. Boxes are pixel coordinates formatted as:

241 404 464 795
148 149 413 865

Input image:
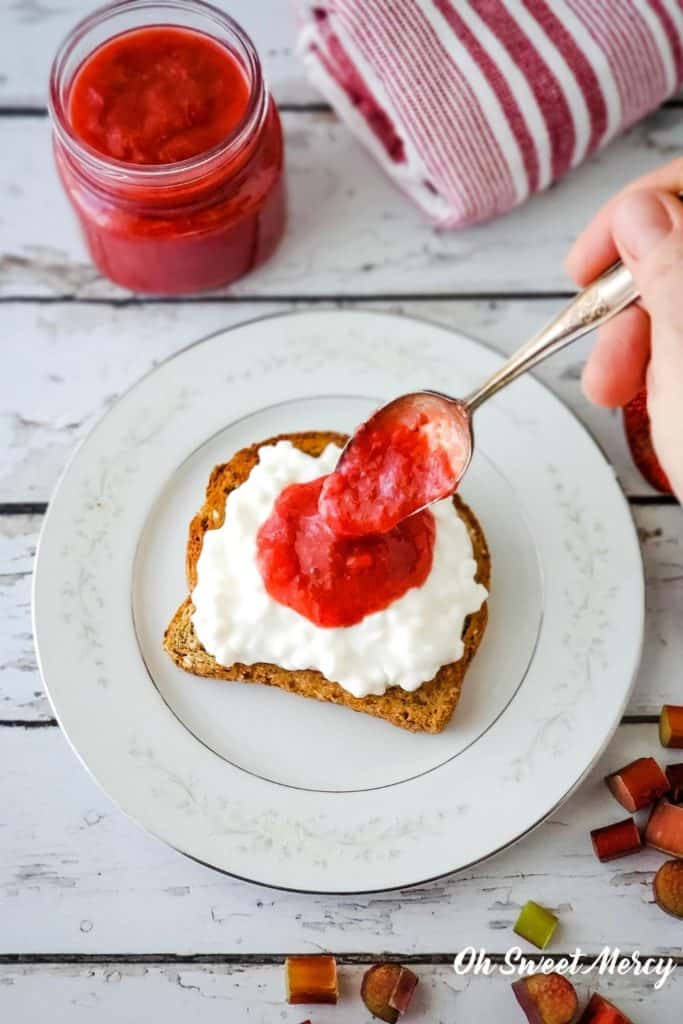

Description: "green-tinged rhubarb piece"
285 955 338 1005
659 705 683 748
513 901 558 950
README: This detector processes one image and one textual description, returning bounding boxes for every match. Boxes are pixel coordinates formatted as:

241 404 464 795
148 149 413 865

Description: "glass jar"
48 0 286 295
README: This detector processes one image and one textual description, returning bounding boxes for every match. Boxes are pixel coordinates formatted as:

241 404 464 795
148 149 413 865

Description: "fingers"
611 188 683 289
582 304 651 407
610 188 683 499
565 156 683 285
566 214 619 286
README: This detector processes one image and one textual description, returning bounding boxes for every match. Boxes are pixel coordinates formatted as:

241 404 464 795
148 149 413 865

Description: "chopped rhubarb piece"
361 963 404 1023
653 859 683 918
388 966 419 1013
512 972 579 1024
513 901 558 950
605 756 669 812
285 955 338 1005
660 705 683 748
578 992 633 1023
590 818 642 862
666 763 683 804
645 799 683 857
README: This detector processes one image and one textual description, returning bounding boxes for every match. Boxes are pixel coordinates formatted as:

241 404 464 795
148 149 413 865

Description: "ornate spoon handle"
464 261 638 413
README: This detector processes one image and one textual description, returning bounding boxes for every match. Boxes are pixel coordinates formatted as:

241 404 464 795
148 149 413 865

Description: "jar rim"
48 0 267 185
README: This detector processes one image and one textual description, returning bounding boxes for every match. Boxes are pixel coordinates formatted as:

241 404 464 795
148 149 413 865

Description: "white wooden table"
2 3 682 1019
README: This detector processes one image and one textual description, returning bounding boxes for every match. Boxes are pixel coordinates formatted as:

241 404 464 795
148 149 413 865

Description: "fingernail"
613 191 673 260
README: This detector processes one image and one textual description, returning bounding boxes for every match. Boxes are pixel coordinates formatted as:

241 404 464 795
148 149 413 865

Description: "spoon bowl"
322 390 473 536
336 390 474 512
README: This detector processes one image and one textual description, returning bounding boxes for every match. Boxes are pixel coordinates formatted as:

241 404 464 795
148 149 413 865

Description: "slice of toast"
164 432 490 733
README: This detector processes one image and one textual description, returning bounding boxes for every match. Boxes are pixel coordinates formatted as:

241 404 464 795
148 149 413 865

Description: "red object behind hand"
623 389 672 494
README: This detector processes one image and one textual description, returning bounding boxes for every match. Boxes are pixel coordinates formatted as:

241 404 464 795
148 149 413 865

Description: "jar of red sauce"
48 0 285 294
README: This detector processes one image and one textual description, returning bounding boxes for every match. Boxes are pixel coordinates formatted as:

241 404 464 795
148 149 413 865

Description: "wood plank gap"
0 492 674 519
0 491 673 525
0 106 46 117
629 494 679 506
0 104 332 118
2 98 678 114
0 715 655 729
1 952 680 966
0 291 578 306
0 720 57 729
277 102 332 113
0 502 48 515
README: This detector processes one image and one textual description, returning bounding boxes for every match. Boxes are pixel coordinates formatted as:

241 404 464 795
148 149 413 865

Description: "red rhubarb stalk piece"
653 859 683 918
590 818 642 862
578 992 633 1024
645 799 683 857
623 389 672 493
512 972 579 1024
660 705 683 748
665 763 683 804
605 756 669 812
388 966 419 1013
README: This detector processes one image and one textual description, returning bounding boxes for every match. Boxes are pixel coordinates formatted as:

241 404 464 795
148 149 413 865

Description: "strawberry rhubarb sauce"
49 6 285 294
256 398 471 629
256 476 435 628
68 26 251 164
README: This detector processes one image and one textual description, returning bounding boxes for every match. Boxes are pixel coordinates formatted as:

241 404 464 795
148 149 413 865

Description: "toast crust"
164 431 490 733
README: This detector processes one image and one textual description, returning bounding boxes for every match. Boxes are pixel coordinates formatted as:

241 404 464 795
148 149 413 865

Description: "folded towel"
298 0 683 227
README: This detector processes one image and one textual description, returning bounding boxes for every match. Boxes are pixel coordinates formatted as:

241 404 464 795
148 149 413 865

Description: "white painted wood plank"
638 505 683 718
2 107 682 298
0 1 315 108
2 505 681 722
0 962 679 1023
1 723 682 954
0 299 660 503
0 515 39 720
0 301 274 503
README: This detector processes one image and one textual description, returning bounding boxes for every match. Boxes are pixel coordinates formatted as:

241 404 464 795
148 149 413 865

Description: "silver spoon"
334 260 638 528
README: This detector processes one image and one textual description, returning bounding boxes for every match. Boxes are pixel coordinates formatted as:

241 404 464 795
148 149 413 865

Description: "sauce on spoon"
319 393 472 537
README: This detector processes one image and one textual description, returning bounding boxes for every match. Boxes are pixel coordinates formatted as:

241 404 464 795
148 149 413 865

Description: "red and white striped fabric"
297 0 683 227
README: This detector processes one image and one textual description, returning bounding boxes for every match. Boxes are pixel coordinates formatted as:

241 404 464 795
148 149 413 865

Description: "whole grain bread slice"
163 431 490 733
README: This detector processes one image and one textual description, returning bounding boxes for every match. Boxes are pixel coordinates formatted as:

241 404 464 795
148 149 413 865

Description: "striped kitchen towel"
297 0 683 227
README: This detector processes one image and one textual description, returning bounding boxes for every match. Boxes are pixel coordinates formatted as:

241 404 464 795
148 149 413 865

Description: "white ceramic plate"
33 310 643 893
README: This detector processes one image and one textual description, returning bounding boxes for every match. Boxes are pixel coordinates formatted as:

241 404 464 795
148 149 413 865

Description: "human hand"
566 158 683 500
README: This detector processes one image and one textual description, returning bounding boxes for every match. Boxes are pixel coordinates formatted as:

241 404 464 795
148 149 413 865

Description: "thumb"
612 188 683 498
612 189 683 328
